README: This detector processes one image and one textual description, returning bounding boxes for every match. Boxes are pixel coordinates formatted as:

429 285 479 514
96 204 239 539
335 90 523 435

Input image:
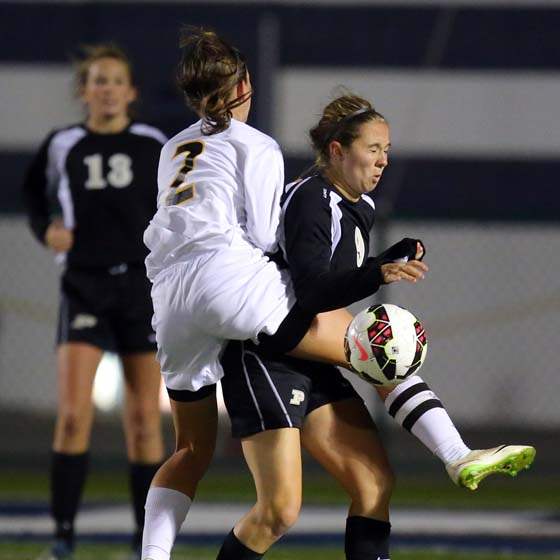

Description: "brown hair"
177 26 250 135
74 43 136 95
309 92 386 168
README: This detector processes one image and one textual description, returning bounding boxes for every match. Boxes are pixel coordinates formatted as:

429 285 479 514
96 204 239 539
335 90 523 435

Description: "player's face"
339 120 390 197
81 57 137 120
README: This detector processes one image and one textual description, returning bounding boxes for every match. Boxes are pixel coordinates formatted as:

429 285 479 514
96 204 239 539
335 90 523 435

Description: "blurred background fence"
1 0 559 472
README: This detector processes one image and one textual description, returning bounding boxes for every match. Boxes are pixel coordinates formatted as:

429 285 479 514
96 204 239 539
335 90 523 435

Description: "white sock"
384 376 471 465
142 487 192 560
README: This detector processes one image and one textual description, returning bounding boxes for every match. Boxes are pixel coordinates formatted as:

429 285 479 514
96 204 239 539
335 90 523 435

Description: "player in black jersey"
215 94 535 560
22 44 167 560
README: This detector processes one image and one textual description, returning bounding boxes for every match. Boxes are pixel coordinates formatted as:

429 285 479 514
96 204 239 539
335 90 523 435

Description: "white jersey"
143 118 295 391
144 118 284 280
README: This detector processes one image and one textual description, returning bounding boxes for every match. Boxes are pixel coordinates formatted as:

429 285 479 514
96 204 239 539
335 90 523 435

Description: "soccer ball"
344 303 428 386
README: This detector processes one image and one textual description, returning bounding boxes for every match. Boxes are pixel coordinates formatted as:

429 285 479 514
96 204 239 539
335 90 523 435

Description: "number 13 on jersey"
167 140 205 206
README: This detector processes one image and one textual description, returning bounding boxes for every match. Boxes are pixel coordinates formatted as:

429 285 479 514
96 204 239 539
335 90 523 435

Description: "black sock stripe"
402 399 444 432
387 382 430 417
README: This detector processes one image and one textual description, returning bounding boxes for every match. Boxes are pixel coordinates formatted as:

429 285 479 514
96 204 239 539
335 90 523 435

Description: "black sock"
345 516 391 560
129 461 160 546
50 451 89 545
216 529 264 560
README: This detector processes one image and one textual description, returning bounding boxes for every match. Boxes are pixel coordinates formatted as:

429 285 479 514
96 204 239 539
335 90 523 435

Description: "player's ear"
328 140 344 161
236 81 244 99
78 84 88 104
127 86 138 104
236 76 250 99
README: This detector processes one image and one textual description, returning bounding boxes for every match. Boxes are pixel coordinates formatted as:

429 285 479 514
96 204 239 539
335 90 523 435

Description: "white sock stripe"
246 350 294 428
240 344 266 432
392 389 437 426
383 375 424 410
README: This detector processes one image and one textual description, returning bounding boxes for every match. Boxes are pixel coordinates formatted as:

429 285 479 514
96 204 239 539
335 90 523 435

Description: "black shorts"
57 263 157 354
167 383 216 402
220 341 361 438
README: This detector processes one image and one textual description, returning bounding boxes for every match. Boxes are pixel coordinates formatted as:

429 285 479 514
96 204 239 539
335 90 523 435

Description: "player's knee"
261 498 301 538
127 406 160 443
58 410 86 441
377 466 396 502
353 465 395 511
173 444 213 480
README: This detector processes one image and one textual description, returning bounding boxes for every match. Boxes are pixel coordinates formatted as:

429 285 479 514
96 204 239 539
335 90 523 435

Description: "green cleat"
446 445 536 491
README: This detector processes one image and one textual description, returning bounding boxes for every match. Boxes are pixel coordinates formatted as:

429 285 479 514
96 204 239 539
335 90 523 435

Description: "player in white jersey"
141 29 427 560
144 114 294 391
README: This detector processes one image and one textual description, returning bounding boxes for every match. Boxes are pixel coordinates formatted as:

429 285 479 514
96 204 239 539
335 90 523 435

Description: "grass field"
1 467 557 509
1 543 560 560
2 467 558 559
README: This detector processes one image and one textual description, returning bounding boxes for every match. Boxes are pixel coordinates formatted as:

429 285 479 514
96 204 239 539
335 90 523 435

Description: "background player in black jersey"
215 94 535 560
22 44 167 560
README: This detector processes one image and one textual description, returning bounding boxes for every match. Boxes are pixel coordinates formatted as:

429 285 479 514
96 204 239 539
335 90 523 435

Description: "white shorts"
150 244 295 391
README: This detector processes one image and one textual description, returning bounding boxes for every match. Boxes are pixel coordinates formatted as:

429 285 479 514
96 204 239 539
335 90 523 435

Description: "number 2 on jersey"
167 141 205 206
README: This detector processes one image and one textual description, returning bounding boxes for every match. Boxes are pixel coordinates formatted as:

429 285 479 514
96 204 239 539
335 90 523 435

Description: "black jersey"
23 122 166 268
279 173 384 314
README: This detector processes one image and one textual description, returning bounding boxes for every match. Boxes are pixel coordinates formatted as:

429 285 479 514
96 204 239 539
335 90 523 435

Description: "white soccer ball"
344 303 428 386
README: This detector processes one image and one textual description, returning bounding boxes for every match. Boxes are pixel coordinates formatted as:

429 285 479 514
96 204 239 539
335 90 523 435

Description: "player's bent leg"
142 388 217 560
122 352 165 557
51 342 102 559
380 376 536 490
378 375 471 465
446 445 536 491
301 399 393 560
221 428 302 557
153 389 217 495
287 308 352 368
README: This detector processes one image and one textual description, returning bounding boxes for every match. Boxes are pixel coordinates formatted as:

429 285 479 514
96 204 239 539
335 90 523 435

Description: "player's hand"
381 260 428 284
45 219 73 252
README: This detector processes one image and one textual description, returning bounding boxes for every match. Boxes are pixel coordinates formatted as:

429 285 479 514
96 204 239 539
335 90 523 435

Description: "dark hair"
74 43 136 94
309 92 386 168
177 26 250 135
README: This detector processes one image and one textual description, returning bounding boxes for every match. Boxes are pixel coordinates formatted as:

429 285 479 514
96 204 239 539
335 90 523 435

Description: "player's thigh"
301 398 394 499
288 308 353 367
56 342 102 414
241 428 303 511
191 248 294 341
121 351 161 410
151 267 226 391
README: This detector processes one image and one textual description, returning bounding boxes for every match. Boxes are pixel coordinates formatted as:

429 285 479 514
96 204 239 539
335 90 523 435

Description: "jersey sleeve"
22 132 57 244
242 140 284 253
282 185 384 314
